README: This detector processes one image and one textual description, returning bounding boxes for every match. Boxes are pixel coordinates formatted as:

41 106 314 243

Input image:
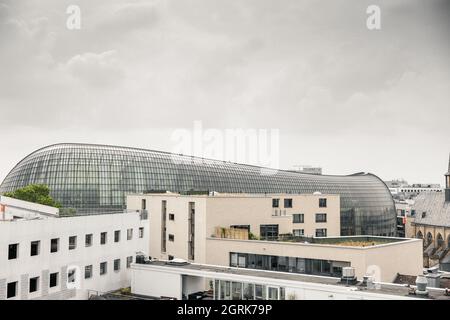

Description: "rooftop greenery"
2 184 61 208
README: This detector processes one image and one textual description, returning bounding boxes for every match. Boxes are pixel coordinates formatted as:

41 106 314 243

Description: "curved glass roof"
0 143 396 236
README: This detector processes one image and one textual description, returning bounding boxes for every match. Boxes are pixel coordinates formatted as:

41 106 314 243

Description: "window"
230 253 238 267
127 228 133 240
293 214 304 223
139 227 144 238
141 199 146 210
260 225 279 240
30 241 40 256
68 268 76 284
100 232 107 245
69 236 77 250
85 234 93 247
315 228 327 237
319 198 327 208
238 255 246 267
284 199 292 208
49 272 58 288
85 265 93 279
268 287 278 300
114 230 120 242
8 243 18 260
29 277 39 293
168 234 175 242
114 259 121 271
293 229 304 237
50 238 59 253
169 213 175 221
272 198 279 208
126 256 133 268
229 252 346 277
100 262 107 275
315 213 327 223
7 282 17 299
254 284 266 300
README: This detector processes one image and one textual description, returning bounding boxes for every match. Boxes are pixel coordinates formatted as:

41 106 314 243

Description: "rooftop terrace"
212 234 409 247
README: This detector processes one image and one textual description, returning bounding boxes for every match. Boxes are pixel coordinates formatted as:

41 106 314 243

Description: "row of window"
6 256 134 299
260 224 327 239
291 228 327 237
229 252 348 277
7 228 144 260
272 198 328 209
214 279 284 300
292 213 327 223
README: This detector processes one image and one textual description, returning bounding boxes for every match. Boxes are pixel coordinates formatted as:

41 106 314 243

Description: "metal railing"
59 208 148 218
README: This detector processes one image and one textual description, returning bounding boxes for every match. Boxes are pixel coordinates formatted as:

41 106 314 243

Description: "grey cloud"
0 0 448 184
63 50 125 87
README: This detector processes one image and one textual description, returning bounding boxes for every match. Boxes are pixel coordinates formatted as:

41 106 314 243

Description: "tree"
3 184 61 208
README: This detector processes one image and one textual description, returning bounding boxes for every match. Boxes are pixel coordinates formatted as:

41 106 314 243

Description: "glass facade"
0 143 396 236
229 252 349 277
213 279 284 300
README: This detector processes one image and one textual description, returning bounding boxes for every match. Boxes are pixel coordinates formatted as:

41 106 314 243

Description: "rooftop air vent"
341 267 357 285
362 275 375 288
166 258 190 266
415 275 429 297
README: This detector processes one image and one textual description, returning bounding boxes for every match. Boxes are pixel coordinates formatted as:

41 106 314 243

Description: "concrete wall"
0 196 59 221
182 275 206 297
131 265 182 299
0 212 148 300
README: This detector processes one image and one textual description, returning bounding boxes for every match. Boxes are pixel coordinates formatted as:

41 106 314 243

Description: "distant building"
394 199 415 237
385 179 409 189
408 154 450 271
385 179 442 201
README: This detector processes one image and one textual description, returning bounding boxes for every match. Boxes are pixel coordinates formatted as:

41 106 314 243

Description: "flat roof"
133 261 450 300
207 235 416 248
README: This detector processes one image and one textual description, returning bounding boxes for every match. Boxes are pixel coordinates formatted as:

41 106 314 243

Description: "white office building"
0 196 148 300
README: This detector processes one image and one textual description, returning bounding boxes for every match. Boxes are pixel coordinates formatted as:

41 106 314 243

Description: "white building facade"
0 197 149 300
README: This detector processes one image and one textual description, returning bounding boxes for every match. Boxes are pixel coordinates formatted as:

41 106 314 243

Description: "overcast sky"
0 0 449 184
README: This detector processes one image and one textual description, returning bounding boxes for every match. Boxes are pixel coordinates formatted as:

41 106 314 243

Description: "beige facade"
126 192 423 283
126 192 340 261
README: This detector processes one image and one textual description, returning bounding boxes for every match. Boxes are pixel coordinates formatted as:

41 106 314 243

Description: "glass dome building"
0 143 396 236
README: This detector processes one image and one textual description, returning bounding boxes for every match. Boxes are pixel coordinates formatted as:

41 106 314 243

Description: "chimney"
445 153 450 202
